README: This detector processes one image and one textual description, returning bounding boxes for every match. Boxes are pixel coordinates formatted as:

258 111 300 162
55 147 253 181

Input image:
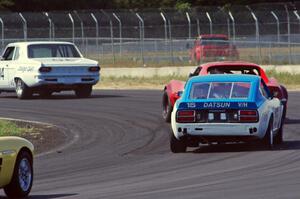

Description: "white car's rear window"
189 82 251 99
28 44 81 58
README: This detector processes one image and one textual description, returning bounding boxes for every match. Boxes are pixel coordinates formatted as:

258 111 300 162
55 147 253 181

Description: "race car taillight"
176 110 195 123
89 66 100 72
239 110 258 122
39 66 52 73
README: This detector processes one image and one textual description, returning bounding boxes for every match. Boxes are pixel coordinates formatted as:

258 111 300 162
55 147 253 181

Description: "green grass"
0 120 34 136
97 75 187 89
87 45 300 67
266 70 300 85
103 75 186 84
96 71 300 90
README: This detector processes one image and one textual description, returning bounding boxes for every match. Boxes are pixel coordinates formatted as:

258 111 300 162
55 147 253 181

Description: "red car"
162 61 288 122
190 34 239 64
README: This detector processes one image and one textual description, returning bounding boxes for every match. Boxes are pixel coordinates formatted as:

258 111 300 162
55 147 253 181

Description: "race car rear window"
208 67 260 75
201 38 228 45
28 44 81 58
189 82 250 100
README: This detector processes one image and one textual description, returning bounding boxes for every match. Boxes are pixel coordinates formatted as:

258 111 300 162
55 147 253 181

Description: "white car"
170 74 285 153
0 41 100 99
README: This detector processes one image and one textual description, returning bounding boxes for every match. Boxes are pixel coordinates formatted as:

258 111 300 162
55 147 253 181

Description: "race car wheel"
75 85 92 98
15 79 32 99
274 120 284 145
282 104 287 122
262 118 274 149
170 132 187 153
162 91 172 123
4 150 33 198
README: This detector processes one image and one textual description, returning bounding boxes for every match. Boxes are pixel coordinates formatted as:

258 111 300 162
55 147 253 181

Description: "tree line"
0 0 291 11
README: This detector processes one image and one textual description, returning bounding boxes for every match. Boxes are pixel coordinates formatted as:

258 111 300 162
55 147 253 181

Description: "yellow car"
0 136 34 198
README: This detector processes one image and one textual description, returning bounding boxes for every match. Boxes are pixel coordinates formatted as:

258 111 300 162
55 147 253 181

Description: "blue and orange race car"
170 74 284 153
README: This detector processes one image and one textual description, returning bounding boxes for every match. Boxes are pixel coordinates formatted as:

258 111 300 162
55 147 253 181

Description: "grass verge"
95 70 300 90
0 120 66 154
0 120 35 136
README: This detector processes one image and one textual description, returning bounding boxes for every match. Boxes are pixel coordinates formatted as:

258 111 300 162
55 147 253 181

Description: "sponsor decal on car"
179 102 255 110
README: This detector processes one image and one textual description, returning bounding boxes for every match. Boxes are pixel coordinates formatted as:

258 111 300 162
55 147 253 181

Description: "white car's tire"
263 118 274 149
75 85 92 98
170 131 187 153
15 79 32 99
274 120 283 145
4 151 33 198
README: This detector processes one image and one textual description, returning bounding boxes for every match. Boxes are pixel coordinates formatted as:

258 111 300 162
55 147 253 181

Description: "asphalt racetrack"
0 90 300 199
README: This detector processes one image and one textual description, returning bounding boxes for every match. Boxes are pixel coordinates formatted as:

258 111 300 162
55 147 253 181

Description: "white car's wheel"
15 79 32 99
4 151 33 198
170 131 187 153
263 118 274 149
274 119 284 145
75 85 92 98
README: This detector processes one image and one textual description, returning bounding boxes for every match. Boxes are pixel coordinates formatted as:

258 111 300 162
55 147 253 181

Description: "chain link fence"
0 2 300 66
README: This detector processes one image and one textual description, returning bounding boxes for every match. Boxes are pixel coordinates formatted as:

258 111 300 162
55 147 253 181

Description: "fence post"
168 19 174 65
68 13 75 43
285 5 291 64
160 12 168 41
206 12 212 34
44 12 52 40
186 12 191 39
293 11 300 38
196 18 200 35
218 8 230 40
0 17 4 50
136 13 145 66
101 10 115 64
90 13 99 60
228 11 236 42
52 24 55 39
226 16 231 40
18 13 27 41
113 13 122 56
271 11 280 42
74 11 85 48
246 6 261 63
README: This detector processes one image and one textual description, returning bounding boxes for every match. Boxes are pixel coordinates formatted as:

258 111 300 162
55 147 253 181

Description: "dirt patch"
13 121 66 154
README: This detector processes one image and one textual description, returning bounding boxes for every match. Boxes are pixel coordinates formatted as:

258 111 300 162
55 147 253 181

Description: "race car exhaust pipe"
183 128 187 135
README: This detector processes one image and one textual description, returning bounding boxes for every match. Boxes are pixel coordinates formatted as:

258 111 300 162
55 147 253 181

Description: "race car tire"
15 78 32 99
274 120 283 145
75 85 92 98
170 132 187 153
280 84 288 120
4 150 33 198
262 117 274 149
162 91 172 123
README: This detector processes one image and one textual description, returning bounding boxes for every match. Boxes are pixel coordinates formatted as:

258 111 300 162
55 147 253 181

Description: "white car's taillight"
89 66 100 72
176 110 196 123
39 66 52 73
239 110 259 122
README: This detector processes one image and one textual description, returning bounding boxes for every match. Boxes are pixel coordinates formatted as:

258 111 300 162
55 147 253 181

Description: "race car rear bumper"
36 75 99 85
182 134 259 145
173 123 263 142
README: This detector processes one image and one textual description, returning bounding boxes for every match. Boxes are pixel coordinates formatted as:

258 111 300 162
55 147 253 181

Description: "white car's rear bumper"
173 122 263 141
33 75 99 87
